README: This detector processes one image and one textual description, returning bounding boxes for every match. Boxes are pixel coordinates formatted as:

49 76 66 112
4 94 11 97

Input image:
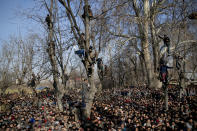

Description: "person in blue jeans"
75 49 85 59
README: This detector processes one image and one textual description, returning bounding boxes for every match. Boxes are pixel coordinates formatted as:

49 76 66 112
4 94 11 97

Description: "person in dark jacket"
159 59 173 84
159 34 170 55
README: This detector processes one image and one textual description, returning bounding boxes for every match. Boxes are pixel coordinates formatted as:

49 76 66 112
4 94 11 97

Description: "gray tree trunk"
150 18 159 73
47 0 64 111
164 86 168 111
139 56 146 82
82 76 97 119
81 0 97 119
133 0 162 88
142 0 154 87
58 0 98 118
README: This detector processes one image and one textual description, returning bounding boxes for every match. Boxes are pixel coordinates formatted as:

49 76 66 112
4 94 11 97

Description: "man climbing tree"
75 49 85 59
188 12 197 20
104 65 109 76
45 14 52 29
159 58 173 85
175 54 183 70
158 34 171 55
97 58 104 79
30 73 36 87
159 58 173 111
88 46 96 64
174 54 185 98
79 33 85 49
83 46 96 77
75 33 86 59
58 0 98 120
82 5 94 20
45 0 64 111
174 54 184 82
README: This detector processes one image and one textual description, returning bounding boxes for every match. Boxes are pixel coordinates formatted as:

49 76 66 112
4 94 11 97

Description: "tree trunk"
82 75 97 119
164 86 168 111
81 0 97 119
150 18 159 73
58 0 98 118
142 0 154 87
134 65 139 86
150 19 162 89
97 68 103 93
48 0 63 111
139 56 146 82
179 69 185 99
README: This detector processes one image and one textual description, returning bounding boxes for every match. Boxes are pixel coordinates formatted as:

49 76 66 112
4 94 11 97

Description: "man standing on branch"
159 59 173 85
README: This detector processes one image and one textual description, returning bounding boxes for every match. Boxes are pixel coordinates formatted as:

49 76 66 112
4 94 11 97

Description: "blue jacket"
160 65 173 73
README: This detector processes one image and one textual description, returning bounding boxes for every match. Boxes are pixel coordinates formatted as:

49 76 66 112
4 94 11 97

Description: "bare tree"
0 43 15 94
58 0 104 119
42 0 64 111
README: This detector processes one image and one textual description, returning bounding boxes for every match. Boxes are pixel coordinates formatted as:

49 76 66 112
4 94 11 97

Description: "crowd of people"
0 85 196 130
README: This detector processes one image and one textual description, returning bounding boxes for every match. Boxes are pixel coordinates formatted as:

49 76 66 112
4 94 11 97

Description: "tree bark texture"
48 0 64 111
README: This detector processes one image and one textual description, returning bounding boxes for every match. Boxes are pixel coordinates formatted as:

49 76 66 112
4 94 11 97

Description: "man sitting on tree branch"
82 5 94 20
75 33 86 59
45 14 52 29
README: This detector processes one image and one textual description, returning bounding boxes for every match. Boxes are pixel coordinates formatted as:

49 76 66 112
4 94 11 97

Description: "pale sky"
0 0 40 45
